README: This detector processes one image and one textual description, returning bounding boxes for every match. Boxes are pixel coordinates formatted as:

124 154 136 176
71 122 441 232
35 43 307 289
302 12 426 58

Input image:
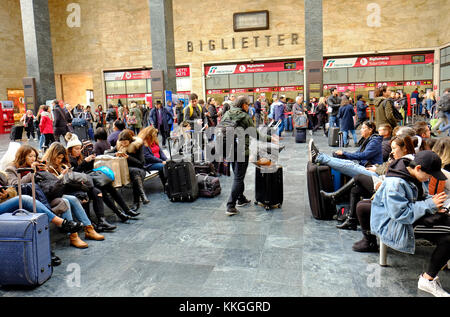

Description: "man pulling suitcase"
219 96 278 216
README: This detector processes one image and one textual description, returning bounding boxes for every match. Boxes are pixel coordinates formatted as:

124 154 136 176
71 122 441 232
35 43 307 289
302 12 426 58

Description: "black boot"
130 187 141 213
60 219 83 233
336 192 359 230
51 251 62 267
352 231 378 252
320 178 355 202
136 177 150 205
110 204 133 222
96 217 117 231
123 206 140 217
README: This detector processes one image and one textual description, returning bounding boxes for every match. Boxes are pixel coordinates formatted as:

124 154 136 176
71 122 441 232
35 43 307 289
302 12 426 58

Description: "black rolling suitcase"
254 165 283 210
0 168 53 286
328 127 340 147
306 161 335 220
10 125 24 141
73 126 88 141
295 128 307 143
164 137 199 202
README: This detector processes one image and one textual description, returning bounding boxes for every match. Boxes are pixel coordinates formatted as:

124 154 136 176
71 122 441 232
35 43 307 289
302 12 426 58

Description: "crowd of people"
307 88 450 297
2 87 449 296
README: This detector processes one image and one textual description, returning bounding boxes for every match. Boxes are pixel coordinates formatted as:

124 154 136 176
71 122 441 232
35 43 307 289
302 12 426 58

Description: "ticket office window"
254 72 278 87
278 70 304 86
404 64 433 81
229 73 254 88
348 67 375 83
375 65 403 82
323 68 347 84
105 81 126 95
126 79 147 94
205 74 229 89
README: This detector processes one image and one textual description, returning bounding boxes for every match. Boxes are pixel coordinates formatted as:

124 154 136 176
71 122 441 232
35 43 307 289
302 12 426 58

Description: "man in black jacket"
327 88 341 128
52 100 70 144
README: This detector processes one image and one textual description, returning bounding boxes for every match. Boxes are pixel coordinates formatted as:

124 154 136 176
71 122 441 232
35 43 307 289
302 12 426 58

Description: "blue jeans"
284 115 292 132
39 134 45 150
147 163 164 173
63 195 92 226
1 196 55 222
316 153 378 178
342 130 358 145
329 115 339 128
277 120 285 136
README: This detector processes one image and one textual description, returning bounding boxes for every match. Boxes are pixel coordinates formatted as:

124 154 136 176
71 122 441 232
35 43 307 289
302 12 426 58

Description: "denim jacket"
370 177 437 254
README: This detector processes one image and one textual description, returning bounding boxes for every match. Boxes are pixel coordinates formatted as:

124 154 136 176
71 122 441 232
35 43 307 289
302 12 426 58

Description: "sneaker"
226 207 240 216
237 198 251 207
308 139 320 163
418 275 450 297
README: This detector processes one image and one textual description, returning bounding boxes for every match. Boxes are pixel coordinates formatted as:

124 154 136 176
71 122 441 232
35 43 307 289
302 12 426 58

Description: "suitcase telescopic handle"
16 168 36 213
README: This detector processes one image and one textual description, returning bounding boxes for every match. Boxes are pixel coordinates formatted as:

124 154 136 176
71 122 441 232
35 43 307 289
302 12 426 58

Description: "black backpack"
215 118 239 162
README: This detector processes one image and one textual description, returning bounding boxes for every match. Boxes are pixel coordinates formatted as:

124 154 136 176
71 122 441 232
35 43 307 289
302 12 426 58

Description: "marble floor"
0 130 448 297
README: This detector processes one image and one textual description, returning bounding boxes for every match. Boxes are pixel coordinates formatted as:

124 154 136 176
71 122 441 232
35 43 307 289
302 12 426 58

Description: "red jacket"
39 112 54 134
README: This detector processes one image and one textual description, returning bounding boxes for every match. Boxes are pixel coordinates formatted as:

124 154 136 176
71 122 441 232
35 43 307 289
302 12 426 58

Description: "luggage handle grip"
12 209 32 216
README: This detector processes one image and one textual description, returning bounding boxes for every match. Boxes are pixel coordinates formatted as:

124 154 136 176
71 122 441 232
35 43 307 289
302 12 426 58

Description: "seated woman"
66 132 137 220
138 126 168 190
308 121 383 178
42 142 105 248
93 127 111 156
107 129 149 212
321 135 416 233
371 150 450 297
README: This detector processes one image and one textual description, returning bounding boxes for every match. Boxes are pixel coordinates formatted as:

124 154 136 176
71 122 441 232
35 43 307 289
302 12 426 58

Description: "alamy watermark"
66 263 81 288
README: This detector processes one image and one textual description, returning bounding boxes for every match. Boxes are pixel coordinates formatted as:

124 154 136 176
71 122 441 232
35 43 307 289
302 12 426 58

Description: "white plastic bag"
0 142 21 171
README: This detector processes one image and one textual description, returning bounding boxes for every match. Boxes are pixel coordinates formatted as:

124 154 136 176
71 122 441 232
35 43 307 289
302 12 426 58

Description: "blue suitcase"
0 168 52 287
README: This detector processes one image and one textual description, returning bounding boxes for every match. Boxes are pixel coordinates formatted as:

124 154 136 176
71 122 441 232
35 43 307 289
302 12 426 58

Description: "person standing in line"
95 105 106 129
128 102 143 135
327 88 341 128
21 110 36 141
175 100 184 127
338 97 358 147
254 94 264 128
52 100 69 144
312 97 328 136
355 95 368 129
150 100 173 148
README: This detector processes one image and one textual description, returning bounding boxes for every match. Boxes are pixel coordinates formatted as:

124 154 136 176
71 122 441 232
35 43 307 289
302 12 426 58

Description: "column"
149 0 177 93
304 0 323 103
20 0 56 110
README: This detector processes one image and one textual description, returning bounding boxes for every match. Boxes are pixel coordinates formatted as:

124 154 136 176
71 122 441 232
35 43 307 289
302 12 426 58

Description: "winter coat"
382 137 392 162
39 111 54 134
338 104 355 131
143 145 168 170
327 95 341 116
374 97 398 130
113 136 145 169
272 102 285 121
53 105 69 135
356 100 368 119
342 133 383 166
371 157 438 254
128 106 143 129
150 107 173 131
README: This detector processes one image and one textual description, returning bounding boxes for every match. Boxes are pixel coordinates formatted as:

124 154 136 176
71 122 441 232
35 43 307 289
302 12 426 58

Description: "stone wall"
0 0 26 101
1 0 449 105
56 73 93 107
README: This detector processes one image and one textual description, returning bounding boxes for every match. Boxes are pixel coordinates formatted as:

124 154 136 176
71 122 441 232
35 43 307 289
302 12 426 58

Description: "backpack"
188 104 203 118
293 114 308 128
215 118 239 161
106 109 117 122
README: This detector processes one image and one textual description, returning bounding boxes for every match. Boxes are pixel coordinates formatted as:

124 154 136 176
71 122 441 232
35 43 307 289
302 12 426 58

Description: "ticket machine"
0 101 15 134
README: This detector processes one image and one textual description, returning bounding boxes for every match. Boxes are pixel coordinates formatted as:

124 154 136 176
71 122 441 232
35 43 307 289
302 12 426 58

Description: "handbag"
35 171 65 201
62 171 94 192
128 114 137 125
88 170 113 187
93 166 115 181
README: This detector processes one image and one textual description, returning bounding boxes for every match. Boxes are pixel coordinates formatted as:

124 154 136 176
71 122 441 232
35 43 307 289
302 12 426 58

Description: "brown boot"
84 225 105 241
69 233 89 249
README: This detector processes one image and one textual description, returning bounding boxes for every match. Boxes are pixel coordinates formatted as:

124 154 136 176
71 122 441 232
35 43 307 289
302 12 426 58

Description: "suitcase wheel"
265 206 271 210
254 201 258 205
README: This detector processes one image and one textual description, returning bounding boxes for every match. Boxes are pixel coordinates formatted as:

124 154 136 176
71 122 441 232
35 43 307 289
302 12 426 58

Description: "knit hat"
65 132 82 149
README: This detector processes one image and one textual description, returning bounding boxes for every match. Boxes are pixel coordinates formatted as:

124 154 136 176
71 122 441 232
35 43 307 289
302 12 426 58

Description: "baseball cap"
411 150 447 180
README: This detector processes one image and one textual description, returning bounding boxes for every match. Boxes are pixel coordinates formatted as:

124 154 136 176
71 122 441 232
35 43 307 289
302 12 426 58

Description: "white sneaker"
418 275 450 297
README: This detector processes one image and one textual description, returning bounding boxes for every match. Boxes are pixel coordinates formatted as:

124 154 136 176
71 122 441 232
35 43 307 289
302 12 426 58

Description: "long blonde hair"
432 137 450 168
138 126 159 147
318 97 326 105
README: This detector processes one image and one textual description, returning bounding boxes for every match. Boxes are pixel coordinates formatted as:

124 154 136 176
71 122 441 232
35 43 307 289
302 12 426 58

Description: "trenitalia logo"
324 58 358 68
207 65 237 75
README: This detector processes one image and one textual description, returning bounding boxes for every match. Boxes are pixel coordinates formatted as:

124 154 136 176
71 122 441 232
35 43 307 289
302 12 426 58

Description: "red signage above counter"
324 53 434 68
205 61 304 75
105 67 191 81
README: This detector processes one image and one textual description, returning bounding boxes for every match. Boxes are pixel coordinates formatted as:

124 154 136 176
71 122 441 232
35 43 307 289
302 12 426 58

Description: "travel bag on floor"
255 165 283 210
0 168 52 287
295 128 307 143
73 126 88 141
197 173 221 198
9 125 24 141
328 127 340 147
306 161 335 220
164 137 199 202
